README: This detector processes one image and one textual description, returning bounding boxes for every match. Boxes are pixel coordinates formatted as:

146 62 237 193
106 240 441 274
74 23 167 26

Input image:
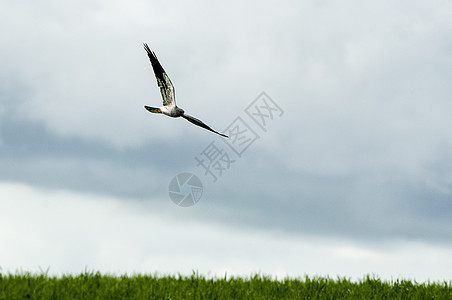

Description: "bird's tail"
144 106 162 114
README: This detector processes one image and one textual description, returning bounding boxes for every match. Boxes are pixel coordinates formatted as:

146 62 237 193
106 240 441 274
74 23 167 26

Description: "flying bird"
143 43 228 138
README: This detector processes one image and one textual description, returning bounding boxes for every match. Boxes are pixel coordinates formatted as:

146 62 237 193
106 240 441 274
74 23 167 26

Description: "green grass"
0 271 451 299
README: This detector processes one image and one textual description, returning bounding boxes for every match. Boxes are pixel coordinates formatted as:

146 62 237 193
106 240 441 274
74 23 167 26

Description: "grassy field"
0 272 451 299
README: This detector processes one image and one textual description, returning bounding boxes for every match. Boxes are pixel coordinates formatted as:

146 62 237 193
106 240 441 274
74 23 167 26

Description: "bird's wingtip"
143 43 152 53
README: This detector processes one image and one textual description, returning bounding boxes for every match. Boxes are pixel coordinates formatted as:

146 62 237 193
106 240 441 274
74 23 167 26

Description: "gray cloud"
0 115 197 199
2 113 451 244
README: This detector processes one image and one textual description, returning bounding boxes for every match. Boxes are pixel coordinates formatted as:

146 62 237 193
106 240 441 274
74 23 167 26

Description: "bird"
143 43 228 138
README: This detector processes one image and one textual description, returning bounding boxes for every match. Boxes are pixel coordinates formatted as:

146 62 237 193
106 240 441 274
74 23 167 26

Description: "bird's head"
144 106 162 114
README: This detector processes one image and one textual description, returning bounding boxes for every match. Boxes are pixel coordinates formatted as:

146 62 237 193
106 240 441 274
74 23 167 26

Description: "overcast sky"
1 0 452 281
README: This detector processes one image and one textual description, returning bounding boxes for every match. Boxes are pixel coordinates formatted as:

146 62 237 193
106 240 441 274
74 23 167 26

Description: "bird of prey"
143 43 228 138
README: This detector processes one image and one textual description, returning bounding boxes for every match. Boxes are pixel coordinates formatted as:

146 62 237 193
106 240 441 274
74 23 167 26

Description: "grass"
0 271 451 299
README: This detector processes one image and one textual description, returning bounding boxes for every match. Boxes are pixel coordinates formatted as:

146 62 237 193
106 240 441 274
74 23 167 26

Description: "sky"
1 0 452 282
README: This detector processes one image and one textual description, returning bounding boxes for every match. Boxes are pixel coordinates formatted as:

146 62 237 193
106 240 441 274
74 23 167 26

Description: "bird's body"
147 105 184 117
143 43 228 138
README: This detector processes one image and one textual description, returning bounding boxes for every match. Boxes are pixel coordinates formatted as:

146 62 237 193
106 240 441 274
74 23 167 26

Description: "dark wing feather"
182 114 228 138
143 43 175 107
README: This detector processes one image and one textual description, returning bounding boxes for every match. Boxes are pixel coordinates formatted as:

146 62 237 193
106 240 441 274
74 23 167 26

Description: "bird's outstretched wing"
143 43 175 107
182 114 228 138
